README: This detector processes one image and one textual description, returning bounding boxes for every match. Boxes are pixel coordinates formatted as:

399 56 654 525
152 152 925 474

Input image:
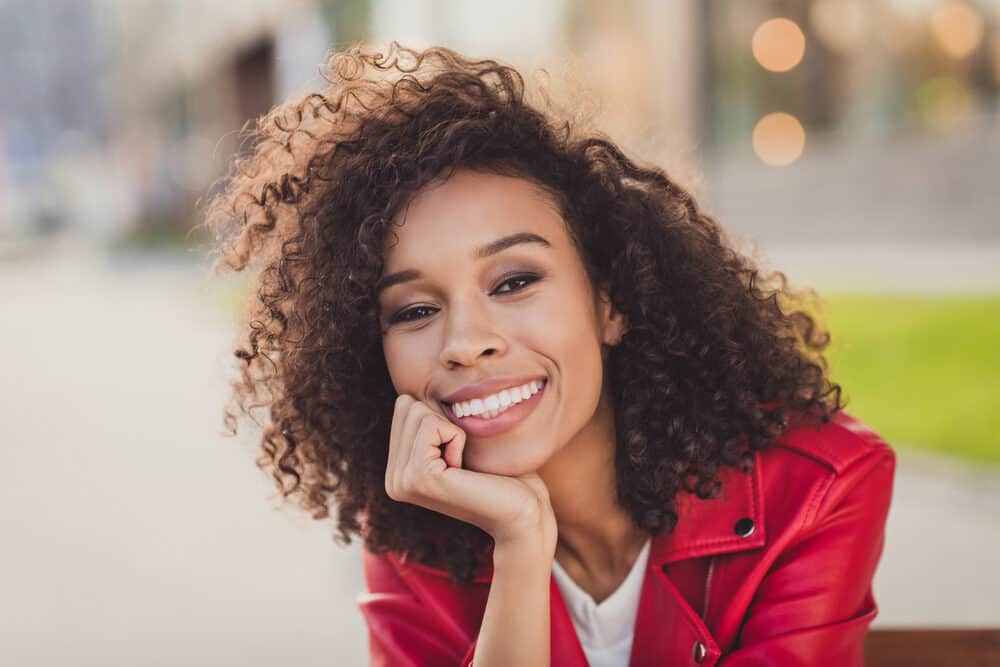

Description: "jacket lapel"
549 574 592 666
629 449 767 666
466 450 767 665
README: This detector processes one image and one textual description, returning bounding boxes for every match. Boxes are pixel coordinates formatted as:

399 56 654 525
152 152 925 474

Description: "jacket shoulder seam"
771 412 891 475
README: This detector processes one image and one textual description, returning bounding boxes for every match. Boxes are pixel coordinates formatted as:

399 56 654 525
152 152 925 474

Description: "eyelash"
389 273 541 325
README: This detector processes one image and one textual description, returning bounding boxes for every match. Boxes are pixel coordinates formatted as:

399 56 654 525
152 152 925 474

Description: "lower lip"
442 380 548 437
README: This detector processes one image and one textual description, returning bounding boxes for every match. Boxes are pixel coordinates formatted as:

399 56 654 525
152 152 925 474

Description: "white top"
551 538 652 667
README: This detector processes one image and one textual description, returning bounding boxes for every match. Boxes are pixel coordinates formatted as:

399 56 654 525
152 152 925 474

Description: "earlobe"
605 317 628 346
598 283 629 346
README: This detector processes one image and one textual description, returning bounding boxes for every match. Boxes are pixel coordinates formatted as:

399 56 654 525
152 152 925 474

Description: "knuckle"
384 472 400 500
398 471 419 498
388 477 413 502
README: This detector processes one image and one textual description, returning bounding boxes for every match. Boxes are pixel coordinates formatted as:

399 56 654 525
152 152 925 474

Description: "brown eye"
389 304 437 324
388 274 541 326
492 273 540 295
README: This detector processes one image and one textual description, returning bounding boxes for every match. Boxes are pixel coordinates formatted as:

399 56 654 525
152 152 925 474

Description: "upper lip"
440 375 547 404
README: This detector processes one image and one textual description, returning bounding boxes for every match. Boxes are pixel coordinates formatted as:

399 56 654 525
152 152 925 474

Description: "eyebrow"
375 232 551 296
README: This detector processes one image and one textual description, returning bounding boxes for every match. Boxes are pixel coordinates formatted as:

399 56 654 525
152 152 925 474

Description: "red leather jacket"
357 410 896 666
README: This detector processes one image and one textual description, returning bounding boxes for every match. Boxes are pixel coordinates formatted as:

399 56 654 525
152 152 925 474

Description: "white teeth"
449 378 546 420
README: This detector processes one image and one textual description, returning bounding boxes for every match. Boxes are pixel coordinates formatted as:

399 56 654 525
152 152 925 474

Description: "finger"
387 394 415 473
409 416 489 520
441 424 466 469
412 413 449 475
422 400 466 468
413 410 466 469
397 396 429 470
419 401 464 467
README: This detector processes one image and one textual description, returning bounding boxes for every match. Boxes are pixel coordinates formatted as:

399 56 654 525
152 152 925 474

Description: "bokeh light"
752 18 806 72
810 0 868 53
928 1 984 59
916 76 974 131
752 112 806 166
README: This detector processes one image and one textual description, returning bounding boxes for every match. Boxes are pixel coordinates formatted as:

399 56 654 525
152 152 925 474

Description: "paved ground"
0 245 368 667
1 243 997 667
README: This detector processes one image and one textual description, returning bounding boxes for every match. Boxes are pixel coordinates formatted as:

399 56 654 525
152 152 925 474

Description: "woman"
205 43 896 666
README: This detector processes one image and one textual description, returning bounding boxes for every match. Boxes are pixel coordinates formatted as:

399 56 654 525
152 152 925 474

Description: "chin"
464 446 548 477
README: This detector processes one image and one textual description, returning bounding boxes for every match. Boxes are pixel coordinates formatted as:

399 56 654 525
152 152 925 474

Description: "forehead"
383 170 567 264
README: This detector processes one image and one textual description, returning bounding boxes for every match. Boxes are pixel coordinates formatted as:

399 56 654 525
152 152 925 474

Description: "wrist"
492 526 556 569
492 543 555 578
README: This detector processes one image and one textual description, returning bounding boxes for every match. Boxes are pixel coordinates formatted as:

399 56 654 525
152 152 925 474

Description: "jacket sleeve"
719 446 896 666
356 549 480 667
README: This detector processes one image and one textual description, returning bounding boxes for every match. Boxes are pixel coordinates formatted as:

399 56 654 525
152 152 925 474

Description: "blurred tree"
321 0 372 46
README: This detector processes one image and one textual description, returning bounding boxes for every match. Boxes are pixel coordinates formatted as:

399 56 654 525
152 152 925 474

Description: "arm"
473 538 553 667
720 447 896 666
365 396 559 665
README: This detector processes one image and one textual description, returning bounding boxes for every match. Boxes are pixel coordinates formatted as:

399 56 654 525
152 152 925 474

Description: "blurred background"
2 0 998 665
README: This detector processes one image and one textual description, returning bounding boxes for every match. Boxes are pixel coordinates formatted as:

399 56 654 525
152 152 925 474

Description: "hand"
384 394 557 548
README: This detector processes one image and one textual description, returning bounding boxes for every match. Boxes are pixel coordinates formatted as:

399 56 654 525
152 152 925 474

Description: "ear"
597 282 629 346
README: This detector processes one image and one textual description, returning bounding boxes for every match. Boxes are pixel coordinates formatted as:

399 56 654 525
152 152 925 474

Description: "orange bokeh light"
929 1 984 59
752 113 806 166
752 18 806 72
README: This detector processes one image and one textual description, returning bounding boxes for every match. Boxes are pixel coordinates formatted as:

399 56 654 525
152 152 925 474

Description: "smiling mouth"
440 377 548 415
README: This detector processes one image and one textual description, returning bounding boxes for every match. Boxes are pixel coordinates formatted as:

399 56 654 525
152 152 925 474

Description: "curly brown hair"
203 42 843 585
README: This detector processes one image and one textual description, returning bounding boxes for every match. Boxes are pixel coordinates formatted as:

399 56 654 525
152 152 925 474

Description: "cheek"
519 294 605 403
382 337 428 394
528 288 603 362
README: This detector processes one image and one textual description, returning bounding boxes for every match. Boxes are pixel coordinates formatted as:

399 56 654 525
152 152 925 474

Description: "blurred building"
701 0 1000 248
1 0 998 251
103 0 332 247
0 0 112 238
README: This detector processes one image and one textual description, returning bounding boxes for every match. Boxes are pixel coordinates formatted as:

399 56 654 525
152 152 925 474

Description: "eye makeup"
386 271 543 325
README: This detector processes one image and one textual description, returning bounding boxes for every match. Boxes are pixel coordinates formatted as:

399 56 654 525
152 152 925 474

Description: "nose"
438 295 508 368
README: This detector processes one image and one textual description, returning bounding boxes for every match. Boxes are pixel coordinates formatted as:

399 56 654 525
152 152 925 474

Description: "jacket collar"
553 449 767 667
450 448 767 582
650 447 767 566
396 450 768 666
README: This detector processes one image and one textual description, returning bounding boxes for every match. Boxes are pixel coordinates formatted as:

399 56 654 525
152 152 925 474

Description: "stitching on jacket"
657 568 721 655
776 411 890 475
797 446 894 542
702 556 716 620
815 447 896 520
802 474 834 530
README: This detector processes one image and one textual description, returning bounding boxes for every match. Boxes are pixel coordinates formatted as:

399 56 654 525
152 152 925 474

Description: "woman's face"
378 169 626 475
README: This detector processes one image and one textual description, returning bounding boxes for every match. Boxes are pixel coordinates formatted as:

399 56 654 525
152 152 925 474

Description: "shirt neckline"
551 537 652 615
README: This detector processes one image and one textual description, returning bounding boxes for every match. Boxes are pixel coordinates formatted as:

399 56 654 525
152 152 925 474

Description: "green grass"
820 294 1000 466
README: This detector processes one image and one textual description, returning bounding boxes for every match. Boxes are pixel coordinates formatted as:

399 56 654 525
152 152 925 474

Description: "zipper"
702 556 716 619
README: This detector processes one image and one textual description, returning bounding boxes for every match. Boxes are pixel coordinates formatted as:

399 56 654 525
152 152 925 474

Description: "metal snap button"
734 517 755 537
692 640 707 663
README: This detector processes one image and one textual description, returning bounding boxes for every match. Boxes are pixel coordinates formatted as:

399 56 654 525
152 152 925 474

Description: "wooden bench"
865 628 1000 666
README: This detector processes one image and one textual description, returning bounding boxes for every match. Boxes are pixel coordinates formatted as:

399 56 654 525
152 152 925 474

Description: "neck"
537 387 648 580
